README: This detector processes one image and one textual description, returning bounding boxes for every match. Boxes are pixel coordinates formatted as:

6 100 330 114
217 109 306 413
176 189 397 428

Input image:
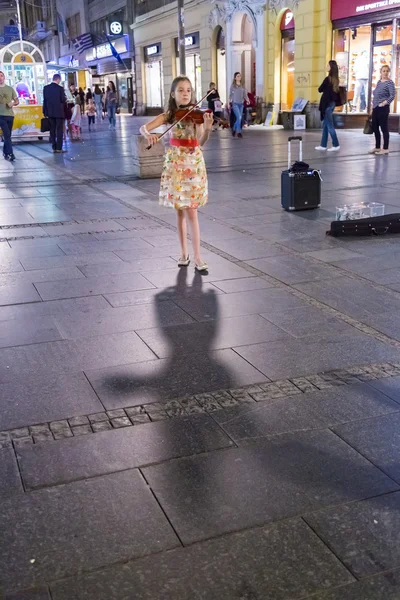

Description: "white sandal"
178 256 190 267
195 262 208 272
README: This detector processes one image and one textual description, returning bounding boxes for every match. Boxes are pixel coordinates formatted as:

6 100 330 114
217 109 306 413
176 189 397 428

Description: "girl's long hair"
165 76 193 124
109 81 116 93
232 72 241 88
94 85 102 95
328 60 340 93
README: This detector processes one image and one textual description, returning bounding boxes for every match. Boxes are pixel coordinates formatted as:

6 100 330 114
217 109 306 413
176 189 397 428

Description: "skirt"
159 145 208 210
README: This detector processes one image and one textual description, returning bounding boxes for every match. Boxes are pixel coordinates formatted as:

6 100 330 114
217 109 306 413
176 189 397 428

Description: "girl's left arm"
197 112 213 146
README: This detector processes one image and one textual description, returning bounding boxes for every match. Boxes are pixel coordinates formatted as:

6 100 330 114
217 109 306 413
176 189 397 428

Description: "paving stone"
5 587 51 599
149 411 169 422
13 437 34 447
0 431 11 441
212 390 233 402
0 439 12 448
0 447 23 499
53 429 73 440
29 424 50 435
91 421 112 432
216 395 239 408
254 384 287 400
125 405 147 416
111 417 132 429
106 409 126 419
306 375 335 389
33 432 54 443
143 429 398 545
10 427 30 439
304 491 400 578
17 414 233 490
0 372 103 431
214 383 400 442
269 380 303 395
71 425 92 437
0 470 179 593
308 570 400 599
290 377 319 393
49 519 354 600
88 413 108 424
367 375 400 405
129 413 151 425
49 420 70 432
142 402 164 414
229 389 256 403
331 370 362 384
68 415 89 427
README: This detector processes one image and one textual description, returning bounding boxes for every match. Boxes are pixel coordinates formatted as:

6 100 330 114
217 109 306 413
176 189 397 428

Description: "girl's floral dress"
159 120 208 209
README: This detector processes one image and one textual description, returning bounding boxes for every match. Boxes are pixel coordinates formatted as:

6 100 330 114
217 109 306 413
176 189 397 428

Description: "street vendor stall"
0 40 48 140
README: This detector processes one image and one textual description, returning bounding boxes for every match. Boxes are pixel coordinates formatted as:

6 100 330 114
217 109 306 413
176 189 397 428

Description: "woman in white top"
229 72 249 138
70 96 82 140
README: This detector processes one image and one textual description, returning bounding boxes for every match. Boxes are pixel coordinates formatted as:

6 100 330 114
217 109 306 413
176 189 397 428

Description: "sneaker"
108 124 112 130
369 148 380 154
315 146 327 151
327 146 340 152
9 153 15 162
232 131 236 137
177 255 190 267
238 133 243 138
377 149 389 155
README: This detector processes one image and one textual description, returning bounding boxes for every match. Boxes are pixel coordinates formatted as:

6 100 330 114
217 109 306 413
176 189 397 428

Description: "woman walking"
316 60 341 152
106 82 118 131
93 85 103 120
229 72 248 138
369 65 395 155
139 76 212 271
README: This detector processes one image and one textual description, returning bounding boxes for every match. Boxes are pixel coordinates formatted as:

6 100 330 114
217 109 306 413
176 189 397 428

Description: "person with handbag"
369 64 395 155
106 81 118 131
0 70 18 161
43 73 66 153
315 61 341 152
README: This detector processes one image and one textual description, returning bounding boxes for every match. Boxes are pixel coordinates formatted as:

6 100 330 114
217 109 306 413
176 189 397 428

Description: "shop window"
281 38 295 110
216 27 226 104
145 60 164 108
333 29 350 88
374 23 392 43
348 25 371 113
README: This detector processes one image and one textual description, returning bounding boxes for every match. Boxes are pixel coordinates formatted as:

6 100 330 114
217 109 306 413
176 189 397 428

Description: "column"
255 11 265 98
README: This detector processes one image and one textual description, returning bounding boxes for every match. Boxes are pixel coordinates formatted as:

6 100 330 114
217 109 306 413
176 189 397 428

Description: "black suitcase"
281 136 321 211
327 213 400 237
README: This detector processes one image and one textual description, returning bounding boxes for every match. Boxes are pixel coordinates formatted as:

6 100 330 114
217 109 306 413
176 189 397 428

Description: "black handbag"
363 118 373 135
40 117 50 133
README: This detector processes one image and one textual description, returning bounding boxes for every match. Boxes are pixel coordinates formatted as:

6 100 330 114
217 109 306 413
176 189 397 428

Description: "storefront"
0 40 49 140
332 0 400 118
175 32 202 101
281 9 295 111
144 43 164 110
215 26 227 104
86 36 134 113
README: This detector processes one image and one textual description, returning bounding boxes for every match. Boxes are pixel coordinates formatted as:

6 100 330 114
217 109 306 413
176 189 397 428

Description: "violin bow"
146 90 213 150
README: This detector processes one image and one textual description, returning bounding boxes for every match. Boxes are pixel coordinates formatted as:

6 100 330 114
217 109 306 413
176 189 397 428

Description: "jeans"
232 102 244 133
372 105 389 150
354 79 368 111
95 101 102 119
88 115 95 127
108 105 116 128
0 115 14 156
321 103 339 148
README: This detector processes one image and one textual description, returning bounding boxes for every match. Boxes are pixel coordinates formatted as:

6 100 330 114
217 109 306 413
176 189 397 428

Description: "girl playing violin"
140 76 213 272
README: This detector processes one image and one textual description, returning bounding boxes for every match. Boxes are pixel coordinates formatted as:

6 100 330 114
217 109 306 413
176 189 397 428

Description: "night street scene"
2 0 400 598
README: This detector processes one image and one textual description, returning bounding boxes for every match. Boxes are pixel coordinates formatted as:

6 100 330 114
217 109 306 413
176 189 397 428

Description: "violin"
175 106 229 128
145 91 229 149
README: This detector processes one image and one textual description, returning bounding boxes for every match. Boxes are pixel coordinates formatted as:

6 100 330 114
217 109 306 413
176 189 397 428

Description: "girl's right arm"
139 113 167 147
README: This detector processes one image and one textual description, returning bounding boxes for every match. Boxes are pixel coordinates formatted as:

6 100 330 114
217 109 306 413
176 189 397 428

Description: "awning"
46 63 88 73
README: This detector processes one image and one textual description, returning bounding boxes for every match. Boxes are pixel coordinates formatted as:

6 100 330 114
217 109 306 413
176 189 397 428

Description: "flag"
72 33 93 55
57 12 64 33
92 32 108 46
106 35 124 64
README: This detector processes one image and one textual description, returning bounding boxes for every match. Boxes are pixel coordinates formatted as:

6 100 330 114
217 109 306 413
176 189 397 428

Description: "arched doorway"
215 26 226 103
280 9 295 110
231 11 256 94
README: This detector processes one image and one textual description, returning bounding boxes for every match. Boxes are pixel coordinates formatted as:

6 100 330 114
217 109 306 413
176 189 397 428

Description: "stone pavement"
1 115 400 598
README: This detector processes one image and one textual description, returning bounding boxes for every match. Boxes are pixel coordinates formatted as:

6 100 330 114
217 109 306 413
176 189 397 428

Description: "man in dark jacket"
43 74 66 153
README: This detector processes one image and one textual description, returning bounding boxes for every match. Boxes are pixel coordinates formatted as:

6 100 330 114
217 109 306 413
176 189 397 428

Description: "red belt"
170 138 199 148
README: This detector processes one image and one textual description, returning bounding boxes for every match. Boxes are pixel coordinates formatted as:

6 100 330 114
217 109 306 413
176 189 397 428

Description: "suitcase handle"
372 227 389 236
288 137 303 169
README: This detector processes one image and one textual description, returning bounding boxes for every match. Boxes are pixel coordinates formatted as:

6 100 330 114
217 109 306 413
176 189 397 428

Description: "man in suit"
43 74 66 153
